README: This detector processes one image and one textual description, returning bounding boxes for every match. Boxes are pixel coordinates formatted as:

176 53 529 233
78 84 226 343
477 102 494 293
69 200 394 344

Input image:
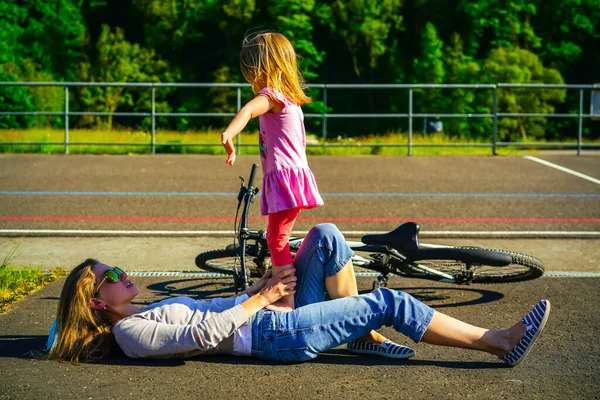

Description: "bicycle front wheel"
195 248 239 276
404 247 544 284
195 246 266 277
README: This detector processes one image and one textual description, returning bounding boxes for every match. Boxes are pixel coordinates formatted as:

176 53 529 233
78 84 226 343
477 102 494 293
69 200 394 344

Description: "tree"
482 47 565 140
76 25 177 128
413 22 445 84
411 22 446 134
0 2 25 65
534 0 599 81
459 0 541 56
0 73 35 129
0 0 85 80
0 1 84 128
441 33 487 138
328 0 403 82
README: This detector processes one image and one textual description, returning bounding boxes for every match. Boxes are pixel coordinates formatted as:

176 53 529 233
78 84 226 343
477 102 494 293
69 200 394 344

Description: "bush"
0 73 35 129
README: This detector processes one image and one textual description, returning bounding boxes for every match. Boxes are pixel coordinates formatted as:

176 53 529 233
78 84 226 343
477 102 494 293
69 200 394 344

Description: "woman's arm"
113 306 250 358
210 267 293 311
113 270 296 358
221 94 279 166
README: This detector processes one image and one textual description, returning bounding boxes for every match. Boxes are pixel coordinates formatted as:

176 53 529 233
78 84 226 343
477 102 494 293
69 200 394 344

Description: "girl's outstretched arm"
221 94 280 166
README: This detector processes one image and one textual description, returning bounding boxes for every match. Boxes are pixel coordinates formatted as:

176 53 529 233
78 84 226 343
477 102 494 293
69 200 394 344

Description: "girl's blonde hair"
240 31 311 105
46 259 113 364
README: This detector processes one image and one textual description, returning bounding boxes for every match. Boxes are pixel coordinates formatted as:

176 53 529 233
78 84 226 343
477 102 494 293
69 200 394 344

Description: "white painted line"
524 155 600 184
1 229 599 238
126 271 600 278
414 231 600 237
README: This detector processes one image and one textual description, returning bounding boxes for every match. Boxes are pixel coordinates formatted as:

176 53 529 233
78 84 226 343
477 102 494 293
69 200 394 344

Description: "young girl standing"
221 32 324 311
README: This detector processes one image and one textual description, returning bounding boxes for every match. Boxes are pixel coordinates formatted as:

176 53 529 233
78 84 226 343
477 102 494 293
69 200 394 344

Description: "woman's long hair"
240 31 311 105
46 259 113 364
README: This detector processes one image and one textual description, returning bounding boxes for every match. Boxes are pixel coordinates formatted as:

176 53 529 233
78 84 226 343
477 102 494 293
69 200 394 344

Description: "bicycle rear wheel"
401 247 544 284
195 246 266 277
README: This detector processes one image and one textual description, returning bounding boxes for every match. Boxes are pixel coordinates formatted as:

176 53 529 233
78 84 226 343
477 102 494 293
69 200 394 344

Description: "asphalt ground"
0 153 599 399
1 276 598 399
0 153 599 233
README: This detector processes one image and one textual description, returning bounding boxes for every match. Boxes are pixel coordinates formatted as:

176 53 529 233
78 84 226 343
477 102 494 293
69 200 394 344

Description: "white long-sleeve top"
113 295 251 359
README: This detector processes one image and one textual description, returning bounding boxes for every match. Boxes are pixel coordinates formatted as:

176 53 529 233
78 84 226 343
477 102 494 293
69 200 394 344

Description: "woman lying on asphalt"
46 224 550 366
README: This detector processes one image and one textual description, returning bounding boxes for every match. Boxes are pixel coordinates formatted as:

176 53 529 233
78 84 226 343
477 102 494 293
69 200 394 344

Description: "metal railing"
0 82 597 155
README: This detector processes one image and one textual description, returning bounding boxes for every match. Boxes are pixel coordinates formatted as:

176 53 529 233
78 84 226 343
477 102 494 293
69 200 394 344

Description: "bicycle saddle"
361 222 420 254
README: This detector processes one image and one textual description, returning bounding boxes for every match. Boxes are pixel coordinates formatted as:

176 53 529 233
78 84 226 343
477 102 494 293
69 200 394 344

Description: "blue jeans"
250 223 434 363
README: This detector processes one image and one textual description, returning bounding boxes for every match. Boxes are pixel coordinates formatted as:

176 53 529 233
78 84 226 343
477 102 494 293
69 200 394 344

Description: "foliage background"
0 0 599 141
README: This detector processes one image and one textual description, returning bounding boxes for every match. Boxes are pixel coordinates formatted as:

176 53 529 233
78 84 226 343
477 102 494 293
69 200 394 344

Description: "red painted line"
298 217 600 223
1 216 599 223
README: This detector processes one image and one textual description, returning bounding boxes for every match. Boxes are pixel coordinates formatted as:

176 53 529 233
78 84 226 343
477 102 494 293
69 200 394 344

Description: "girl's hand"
226 151 236 166
222 137 236 166
219 95 279 168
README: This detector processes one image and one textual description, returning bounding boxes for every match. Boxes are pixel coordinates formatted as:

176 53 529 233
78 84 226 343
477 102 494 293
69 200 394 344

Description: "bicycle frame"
233 164 265 290
224 165 538 289
232 164 456 289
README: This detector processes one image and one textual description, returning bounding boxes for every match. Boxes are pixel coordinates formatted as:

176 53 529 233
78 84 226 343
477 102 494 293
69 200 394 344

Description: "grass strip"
3 128 595 155
0 248 68 313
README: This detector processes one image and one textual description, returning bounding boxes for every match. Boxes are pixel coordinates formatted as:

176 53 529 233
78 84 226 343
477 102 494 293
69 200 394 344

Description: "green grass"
304 132 523 155
0 247 68 313
0 128 596 155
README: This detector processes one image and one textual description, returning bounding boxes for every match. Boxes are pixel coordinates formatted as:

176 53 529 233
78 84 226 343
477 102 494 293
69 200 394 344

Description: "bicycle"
195 164 544 292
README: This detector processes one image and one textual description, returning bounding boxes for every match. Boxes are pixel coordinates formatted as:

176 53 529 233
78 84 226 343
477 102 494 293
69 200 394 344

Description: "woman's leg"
265 288 543 363
324 259 393 344
421 311 527 356
260 288 432 362
293 223 401 345
292 223 354 307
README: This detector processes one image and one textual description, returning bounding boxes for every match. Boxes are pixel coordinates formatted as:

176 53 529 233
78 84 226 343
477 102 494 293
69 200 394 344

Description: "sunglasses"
94 267 126 293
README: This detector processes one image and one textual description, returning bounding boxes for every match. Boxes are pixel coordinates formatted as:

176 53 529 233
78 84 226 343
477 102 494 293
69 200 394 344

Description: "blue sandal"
347 339 416 359
499 299 551 367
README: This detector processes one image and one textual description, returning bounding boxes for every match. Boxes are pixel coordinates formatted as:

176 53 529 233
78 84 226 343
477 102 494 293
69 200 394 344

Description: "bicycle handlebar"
248 163 258 189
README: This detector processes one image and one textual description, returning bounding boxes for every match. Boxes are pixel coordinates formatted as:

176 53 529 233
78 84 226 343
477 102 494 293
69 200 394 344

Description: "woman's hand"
258 267 296 307
245 269 273 296
240 267 296 318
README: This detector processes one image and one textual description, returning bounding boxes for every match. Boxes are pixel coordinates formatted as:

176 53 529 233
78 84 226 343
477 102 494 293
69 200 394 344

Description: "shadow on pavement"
142 279 236 304
196 350 503 369
0 335 47 359
138 278 505 309
0 335 186 367
94 354 185 367
393 286 504 308
0 335 503 370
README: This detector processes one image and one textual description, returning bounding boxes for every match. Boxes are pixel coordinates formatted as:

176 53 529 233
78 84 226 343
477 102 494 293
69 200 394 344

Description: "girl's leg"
267 208 301 310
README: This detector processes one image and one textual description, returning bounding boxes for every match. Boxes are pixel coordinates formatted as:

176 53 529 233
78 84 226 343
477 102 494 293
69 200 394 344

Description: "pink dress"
257 87 324 215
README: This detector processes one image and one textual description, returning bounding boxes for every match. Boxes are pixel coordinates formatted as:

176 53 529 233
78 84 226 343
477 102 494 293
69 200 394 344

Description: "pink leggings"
267 207 301 267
